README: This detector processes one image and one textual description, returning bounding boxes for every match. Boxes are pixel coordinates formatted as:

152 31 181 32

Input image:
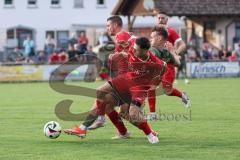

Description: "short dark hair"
152 26 168 40
107 16 123 27
135 37 151 50
158 10 168 15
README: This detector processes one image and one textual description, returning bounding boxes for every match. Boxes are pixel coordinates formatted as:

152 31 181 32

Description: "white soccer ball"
43 121 61 139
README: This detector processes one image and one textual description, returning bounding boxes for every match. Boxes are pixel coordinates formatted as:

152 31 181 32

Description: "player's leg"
163 66 191 108
104 93 129 139
180 53 190 84
88 82 113 129
129 87 159 144
147 89 157 121
64 82 113 137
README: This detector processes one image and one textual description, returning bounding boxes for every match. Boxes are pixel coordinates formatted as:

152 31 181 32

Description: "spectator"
78 31 88 54
235 43 240 62
226 46 233 58
67 44 79 63
48 51 59 64
228 50 238 62
23 35 35 62
187 45 197 62
85 46 97 63
68 32 78 48
218 45 225 60
201 43 212 60
98 32 109 46
58 49 68 64
212 48 219 61
45 34 56 60
35 51 47 64
7 47 25 62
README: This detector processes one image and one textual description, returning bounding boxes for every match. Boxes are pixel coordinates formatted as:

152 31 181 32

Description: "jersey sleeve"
150 47 160 57
168 27 181 45
162 49 176 65
151 47 176 65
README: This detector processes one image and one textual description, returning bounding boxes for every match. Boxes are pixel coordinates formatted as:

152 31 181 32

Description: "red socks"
137 121 152 135
168 88 182 98
107 110 127 135
96 100 106 116
148 90 156 113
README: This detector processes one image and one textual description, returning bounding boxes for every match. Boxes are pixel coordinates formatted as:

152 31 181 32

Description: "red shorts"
108 76 154 106
130 85 151 105
162 64 175 92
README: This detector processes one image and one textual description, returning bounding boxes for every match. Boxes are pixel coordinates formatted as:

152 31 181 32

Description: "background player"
147 24 191 120
147 11 190 120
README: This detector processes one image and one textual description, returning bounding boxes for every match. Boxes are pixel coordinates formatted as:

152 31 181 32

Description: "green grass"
0 78 240 160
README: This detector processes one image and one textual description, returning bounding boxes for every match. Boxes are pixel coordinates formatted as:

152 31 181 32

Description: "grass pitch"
0 78 240 160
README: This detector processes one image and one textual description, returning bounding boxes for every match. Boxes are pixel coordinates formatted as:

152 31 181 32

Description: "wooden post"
127 15 136 31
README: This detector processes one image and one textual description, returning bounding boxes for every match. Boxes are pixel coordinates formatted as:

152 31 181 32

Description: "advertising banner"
0 64 93 82
187 62 240 78
0 65 43 81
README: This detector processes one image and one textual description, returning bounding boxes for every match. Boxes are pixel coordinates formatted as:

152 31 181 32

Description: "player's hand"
164 41 174 52
165 41 178 57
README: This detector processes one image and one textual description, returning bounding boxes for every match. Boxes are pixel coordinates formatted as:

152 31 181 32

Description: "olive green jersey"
150 47 176 65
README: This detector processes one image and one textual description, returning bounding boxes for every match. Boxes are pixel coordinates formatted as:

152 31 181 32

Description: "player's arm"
109 51 129 75
164 42 181 66
170 28 186 55
175 39 186 55
150 60 167 88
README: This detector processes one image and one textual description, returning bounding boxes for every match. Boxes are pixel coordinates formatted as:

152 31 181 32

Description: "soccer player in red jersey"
87 16 136 132
64 16 135 139
147 12 190 120
64 36 167 143
103 37 166 143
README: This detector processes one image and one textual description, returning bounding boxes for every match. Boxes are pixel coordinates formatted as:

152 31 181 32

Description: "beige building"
112 0 240 50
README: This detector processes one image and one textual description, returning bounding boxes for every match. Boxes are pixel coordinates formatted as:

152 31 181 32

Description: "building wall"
0 0 185 52
187 17 239 49
0 0 116 51
0 0 116 28
0 28 7 51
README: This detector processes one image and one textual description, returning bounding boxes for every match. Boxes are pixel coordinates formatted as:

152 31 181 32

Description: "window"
4 0 14 8
4 0 13 5
7 29 14 39
74 0 84 8
51 0 60 8
96 0 106 8
28 0 37 8
46 31 55 39
57 31 69 49
235 22 240 39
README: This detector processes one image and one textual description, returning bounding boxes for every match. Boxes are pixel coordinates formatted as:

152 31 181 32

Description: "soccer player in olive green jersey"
147 26 190 120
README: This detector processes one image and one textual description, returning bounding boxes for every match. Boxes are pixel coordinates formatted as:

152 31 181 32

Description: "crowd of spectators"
6 31 104 65
186 43 240 62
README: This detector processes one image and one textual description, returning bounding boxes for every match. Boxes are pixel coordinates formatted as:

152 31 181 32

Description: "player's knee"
105 94 116 105
96 88 106 99
119 104 129 119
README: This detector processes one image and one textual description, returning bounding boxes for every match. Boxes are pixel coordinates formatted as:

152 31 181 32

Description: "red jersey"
49 53 59 64
167 26 181 46
109 31 136 77
58 53 67 63
126 49 165 85
79 37 88 44
109 49 166 105
164 26 181 81
114 30 135 52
